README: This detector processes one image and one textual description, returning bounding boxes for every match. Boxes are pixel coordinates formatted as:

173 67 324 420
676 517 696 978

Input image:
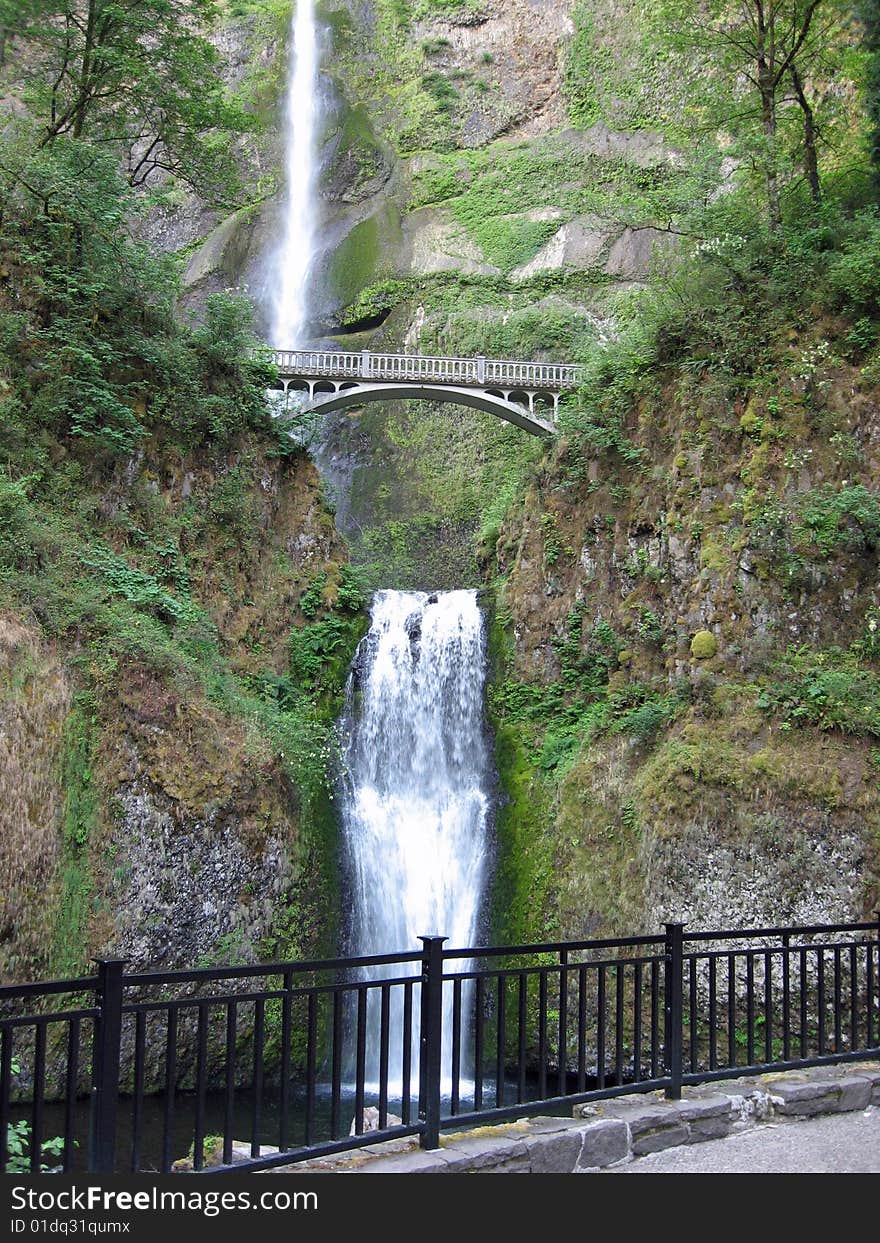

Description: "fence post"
875 913 880 1052
361 349 372 379
418 935 446 1150
476 355 486 384
89 958 126 1174
663 923 684 1101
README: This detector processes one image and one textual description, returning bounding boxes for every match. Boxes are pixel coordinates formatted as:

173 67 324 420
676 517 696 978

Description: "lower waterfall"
339 589 492 1092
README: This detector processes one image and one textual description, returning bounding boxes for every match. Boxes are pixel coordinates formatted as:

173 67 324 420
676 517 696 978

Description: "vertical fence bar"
664 924 684 1100
577 964 587 1092
401 981 413 1126
538 971 548 1100
557 951 568 1099
160 1006 178 1175
223 1001 236 1166
614 963 625 1086
746 953 755 1066
633 960 642 1083
873 914 880 1049
689 957 698 1073
0 1027 11 1174
474 975 485 1111
597 964 606 1090
849 944 858 1053
418 936 446 1151
833 947 842 1053
782 933 791 1063
89 958 125 1175
727 954 736 1068
330 992 342 1141
30 1021 45 1174
868 932 876 1051
130 1011 145 1173
304 991 318 1146
193 1003 208 1172
354 986 367 1136
817 948 826 1056
517 973 527 1104
708 956 717 1071
450 978 461 1117
764 950 772 1065
64 1018 81 1174
379 984 391 1129
496 975 506 1110
651 959 660 1078
799 947 808 1059
279 971 292 1152
251 997 265 1159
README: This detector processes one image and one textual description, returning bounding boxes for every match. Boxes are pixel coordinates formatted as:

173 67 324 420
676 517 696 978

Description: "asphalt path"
610 1107 880 1173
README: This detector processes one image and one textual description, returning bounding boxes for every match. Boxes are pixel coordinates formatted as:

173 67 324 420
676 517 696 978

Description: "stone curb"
269 1061 880 1174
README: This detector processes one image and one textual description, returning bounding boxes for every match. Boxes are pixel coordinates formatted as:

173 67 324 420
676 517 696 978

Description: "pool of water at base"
15 1074 572 1172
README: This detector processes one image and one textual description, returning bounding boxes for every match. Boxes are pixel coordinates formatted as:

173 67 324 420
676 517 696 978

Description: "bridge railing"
2 918 878 1174
264 348 582 391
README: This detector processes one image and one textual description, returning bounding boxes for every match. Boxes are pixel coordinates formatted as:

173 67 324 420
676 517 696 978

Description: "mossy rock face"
690 630 718 660
182 207 261 290
324 103 391 206
322 202 404 318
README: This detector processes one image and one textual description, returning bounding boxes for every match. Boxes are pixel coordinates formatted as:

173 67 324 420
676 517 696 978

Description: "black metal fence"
1 918 878 1174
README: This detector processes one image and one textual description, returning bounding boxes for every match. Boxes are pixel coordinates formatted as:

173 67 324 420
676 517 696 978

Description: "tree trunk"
72 0 98 140
760 85 783 232
789 64 821 202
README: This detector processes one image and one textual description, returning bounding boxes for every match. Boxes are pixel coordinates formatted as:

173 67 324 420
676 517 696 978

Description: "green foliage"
827 207 880 316
5 0 251 204
757 647 880 736
53 696 97 976
4 1119 65 1174
611 694 681 743
490 601 683 775
339 279 414 329
794 484 880 556
0 134 275 460
0 472 33 565
564 4 612 128
80 545 207 627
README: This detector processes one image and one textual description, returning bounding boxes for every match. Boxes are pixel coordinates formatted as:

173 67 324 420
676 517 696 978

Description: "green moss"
490 723 555 945
690 630 718 660
327 205 402 312
51 696 98 978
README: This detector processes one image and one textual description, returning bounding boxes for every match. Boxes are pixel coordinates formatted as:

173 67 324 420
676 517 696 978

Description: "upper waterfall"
271 0 321 348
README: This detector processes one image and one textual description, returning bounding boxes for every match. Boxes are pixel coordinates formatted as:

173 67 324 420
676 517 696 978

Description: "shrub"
690 630 718 660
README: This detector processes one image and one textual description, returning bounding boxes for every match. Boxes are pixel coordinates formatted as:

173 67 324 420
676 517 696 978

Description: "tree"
863 0 880 183
3 1 251 205
648 0 853 228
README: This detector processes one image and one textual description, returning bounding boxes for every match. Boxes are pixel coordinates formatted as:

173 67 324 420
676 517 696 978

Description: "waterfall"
271 0 320 348
340 590 493 1092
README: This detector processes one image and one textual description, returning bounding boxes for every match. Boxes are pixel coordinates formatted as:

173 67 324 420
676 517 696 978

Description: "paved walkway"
610 1107 880 1173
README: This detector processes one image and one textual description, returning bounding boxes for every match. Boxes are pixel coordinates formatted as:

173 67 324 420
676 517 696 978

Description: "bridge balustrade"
264 349 582 391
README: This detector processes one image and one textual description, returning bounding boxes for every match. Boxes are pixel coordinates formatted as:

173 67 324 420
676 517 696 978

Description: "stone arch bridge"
264 349 582 437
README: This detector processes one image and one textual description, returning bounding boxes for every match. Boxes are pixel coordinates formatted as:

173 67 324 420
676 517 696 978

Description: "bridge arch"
290 382 556 437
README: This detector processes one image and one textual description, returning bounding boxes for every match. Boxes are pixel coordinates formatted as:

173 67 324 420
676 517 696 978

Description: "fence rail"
1 919 878 1174
263 348 583 391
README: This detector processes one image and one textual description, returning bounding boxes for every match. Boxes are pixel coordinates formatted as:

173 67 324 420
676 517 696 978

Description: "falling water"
271 0 320 348
340 590 493 1091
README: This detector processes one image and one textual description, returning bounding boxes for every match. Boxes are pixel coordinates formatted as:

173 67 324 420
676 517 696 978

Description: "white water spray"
340 590 492 1090
271 0 320 348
